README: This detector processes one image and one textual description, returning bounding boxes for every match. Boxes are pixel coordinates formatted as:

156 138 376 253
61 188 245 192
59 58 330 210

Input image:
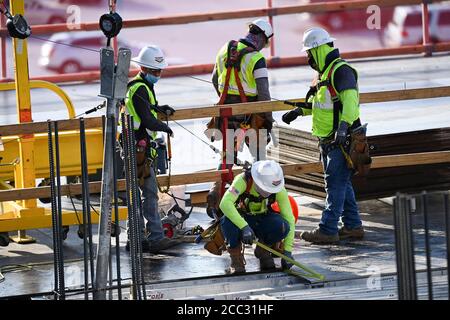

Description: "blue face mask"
145 73 160 84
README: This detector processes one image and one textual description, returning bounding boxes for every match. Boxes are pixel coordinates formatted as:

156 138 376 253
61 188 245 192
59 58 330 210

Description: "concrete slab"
1 194 448 299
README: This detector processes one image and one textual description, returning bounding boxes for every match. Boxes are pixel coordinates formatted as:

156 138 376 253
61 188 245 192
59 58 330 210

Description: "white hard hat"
133 45 168 69
302 27 336 52
251 160 284 194
249 18 274 39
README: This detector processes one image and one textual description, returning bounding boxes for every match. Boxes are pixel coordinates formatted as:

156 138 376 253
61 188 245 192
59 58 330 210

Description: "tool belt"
348 126 372 176
135 139 158 186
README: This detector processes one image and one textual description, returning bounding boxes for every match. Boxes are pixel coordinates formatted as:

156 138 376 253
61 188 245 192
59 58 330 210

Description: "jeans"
319 144 362 235
221 212 290 248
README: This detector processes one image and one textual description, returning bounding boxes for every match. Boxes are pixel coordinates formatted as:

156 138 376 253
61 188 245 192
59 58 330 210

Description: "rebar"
422 192 433 300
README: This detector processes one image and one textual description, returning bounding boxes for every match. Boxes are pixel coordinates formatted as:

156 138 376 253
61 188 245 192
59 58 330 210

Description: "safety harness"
218 40 255 105
315 59 362 135
236 168 276 215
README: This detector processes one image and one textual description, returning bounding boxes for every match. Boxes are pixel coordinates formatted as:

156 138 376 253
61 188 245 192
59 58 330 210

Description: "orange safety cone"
271 195 299 223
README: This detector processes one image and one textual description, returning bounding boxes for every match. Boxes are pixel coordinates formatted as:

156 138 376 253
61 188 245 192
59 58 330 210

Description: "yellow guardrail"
0 80 75 119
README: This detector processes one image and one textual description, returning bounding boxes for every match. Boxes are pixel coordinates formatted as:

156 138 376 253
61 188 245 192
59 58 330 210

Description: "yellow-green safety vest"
310 59 358 138
216 41 264 97
122 74 158 158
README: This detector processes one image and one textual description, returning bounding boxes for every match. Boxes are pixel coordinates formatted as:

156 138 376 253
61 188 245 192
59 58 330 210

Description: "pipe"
0 0 424 36
267 0 275 58
422 191 433 300
444 192 450 298
422 1 432 56
1 13 6 79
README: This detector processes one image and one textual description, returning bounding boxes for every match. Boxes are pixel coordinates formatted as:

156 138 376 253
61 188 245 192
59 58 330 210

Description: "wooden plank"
0 117 103 137
1 86 449 137
1 151 449 202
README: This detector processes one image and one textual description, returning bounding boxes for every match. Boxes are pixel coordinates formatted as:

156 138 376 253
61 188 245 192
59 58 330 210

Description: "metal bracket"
113 47 131 99
99 47 115 98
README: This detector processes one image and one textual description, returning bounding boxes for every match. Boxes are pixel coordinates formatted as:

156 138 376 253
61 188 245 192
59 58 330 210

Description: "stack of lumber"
268 126 450 200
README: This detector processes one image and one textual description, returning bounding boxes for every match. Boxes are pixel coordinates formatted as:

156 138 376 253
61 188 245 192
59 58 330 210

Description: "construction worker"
282 27 364 244
207 18 275 219
219 160 295 274
121 45 179 253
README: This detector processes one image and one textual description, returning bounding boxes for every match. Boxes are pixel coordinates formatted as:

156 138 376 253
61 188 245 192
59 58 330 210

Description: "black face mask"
307 51 318 71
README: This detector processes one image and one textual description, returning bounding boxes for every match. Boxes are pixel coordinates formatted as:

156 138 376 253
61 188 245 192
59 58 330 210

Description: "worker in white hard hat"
206 19 276 221
120 45 179 253
282 27 366 244
219 160 296 274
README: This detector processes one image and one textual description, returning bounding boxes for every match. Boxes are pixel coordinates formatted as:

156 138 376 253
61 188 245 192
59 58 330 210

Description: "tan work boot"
339 226 364 240
226 244 246 274
254 245 276 271
301 228 339 244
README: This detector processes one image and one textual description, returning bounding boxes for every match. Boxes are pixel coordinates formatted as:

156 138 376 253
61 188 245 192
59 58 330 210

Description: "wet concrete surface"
1 193 448 298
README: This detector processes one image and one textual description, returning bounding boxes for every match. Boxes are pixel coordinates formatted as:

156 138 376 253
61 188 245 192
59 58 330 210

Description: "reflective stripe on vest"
311 59 358 138
123 75 158 140
216 42 264 97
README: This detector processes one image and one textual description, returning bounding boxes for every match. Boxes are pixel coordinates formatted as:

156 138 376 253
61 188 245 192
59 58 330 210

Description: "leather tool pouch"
204 225 227 256
136 146 151 186
349 130 372 176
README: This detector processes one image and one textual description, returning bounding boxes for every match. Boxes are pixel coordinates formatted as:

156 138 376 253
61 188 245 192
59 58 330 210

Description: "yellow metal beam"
0 80 76 119
0 129 104 181
10 0 36 211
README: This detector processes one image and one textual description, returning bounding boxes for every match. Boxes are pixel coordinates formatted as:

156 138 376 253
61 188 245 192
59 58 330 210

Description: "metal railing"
394 191 450 300
0 0 448 84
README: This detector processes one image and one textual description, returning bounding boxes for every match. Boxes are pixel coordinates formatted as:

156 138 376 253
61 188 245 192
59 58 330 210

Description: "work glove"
165 127 174 138
241 225 256 245
281 251 294 270
334 121 349 146
282 107 302 125
158 104 176 116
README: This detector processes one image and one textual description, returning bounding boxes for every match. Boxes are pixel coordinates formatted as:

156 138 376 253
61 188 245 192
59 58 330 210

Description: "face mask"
254 182 271 198
145 73 160 84
307 51 318 71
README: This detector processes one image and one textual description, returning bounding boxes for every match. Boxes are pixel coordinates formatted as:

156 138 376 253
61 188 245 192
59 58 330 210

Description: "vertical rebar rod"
79 118 89 300
422 192 433 300
127 115 143 300
47 120 59 300
121 113 137 299
54 121 65 300
443 192 449 300
111 116 122 300
127 117 146 299
80 122 95 291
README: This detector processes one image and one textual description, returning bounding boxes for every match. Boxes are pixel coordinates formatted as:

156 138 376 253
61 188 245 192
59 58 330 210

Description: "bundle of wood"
269 126 450 201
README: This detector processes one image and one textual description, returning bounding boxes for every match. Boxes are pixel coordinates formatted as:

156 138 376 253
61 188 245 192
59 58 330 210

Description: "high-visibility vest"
216 41 264 97
122 74 158 158
310 58 359 138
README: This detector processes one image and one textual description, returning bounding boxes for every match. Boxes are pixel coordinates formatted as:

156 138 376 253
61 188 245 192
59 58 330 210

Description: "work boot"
147 237 181 254
226 244 246 274
339 226 365 240
301 228 339 244
254 245 276 271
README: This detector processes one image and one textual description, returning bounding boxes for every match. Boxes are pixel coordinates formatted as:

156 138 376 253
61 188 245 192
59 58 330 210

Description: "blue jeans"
319 145 362 235
221 212 290 248
140 165 165 242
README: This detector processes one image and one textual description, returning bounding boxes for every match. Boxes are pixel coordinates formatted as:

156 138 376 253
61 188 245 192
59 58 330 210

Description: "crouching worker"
219 160 295 274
